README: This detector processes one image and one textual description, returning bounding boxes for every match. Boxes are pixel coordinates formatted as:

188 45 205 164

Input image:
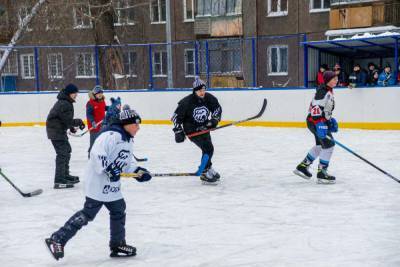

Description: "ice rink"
0 125 399 267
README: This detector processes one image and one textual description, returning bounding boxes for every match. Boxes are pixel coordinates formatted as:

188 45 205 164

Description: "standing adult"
171 77 222 184
86 85 106 157
46 84 85 189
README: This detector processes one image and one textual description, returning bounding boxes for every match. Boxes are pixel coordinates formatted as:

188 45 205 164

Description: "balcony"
194 15 243 37
330 1 400 29
330 0 381 6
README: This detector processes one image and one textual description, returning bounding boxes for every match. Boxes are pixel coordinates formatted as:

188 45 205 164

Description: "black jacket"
46 90 81 140
172 93 222 134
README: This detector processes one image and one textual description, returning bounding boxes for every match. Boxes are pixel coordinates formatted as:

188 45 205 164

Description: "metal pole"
394 37 398 85
166 0 173 88
34 47 40 91
94 46 100 86
205 40 210 88
303 34 309 88
148 44 154 89
194 41 199 76
251 37 257 88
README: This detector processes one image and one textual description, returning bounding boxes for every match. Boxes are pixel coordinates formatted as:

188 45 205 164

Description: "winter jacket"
336 71 348 87
86 92 106 133
377 71 396 86
102 97 121 129
348 70 367 87
171 93 222 134
46 90 82 140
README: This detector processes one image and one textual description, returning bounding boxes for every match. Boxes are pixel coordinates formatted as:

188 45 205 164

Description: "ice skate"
317 168 336 184
293 163 312 179
200 167 220 185
110 241 136 258
45 237 64 261
54 177 74 189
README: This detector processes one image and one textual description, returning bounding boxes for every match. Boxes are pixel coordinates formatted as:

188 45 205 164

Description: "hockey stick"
133 154 148 162
187 98 267 138
68 120 104 137
0 168 43 197
123 154 209 178
327 136 400 183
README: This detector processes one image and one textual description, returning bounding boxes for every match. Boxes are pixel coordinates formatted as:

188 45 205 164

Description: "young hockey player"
86 85 106 157
46 84 85 189
45 108 152 260
294 71 339 184
171 77 222 183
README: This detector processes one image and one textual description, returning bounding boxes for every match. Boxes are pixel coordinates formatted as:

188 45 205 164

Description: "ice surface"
0 126 399 267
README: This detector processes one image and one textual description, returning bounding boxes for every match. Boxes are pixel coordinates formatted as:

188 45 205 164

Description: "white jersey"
308 85 335 122
85 126 137 202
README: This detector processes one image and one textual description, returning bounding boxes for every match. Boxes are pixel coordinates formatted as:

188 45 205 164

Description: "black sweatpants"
51 140 72 182
51 197 126 248
189 133 214 170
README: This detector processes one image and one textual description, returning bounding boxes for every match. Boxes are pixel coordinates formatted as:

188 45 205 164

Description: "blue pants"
51 197 126 248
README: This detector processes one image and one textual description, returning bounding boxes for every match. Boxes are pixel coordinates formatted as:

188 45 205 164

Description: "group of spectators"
316 62 400 88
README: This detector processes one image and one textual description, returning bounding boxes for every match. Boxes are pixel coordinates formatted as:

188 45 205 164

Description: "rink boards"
0 87 399 130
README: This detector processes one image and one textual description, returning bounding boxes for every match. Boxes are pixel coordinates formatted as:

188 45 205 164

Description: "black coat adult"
46 90 82 140
172 92 222 135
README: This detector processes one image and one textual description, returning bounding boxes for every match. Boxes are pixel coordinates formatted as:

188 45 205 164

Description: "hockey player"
294 71 339 184
102 96 121 128
45 108 152 260
86 85 106 157
171 77 222 183
46 84 85 189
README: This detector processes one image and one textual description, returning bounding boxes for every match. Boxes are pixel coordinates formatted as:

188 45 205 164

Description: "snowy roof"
301 33 400 58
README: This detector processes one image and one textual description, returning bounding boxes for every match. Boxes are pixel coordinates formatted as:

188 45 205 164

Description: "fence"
0 34 306 92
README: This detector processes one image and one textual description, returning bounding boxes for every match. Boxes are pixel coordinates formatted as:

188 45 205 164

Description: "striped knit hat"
193 76 206 93
120 109 141 125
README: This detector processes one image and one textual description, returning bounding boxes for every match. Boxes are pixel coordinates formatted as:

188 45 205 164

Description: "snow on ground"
0 125 399 267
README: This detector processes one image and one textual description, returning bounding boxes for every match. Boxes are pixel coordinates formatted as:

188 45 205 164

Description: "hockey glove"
316 122 328 139
206 118 218 129
327 118 338 133
69 126 77 134
134 167 152 182
105 162 124 182
173 127 185 143
78 120 86 130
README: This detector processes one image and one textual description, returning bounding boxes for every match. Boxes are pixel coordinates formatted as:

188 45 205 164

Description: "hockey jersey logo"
193 106 209 123
102 185 120 194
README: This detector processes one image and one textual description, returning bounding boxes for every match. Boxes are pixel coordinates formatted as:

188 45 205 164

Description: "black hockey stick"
0 168 43 197
328 136 400 183
187 98 267 138
68 120 104 137
133 154 148 162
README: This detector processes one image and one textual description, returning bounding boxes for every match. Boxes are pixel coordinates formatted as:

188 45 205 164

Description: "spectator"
333 63 348 87
366 62 379 86
102 97 121 128
316 64 328 86
86 85 106 158
348 64 367 88
377 63 396 87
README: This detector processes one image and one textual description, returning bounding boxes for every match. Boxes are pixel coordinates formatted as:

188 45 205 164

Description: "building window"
46 6 60 31
18 6 32 31
310 0 330 12
76 53 95 78
20 54 35 79
153 51 167 76
199 40 242 74
184 0 195 21
267 0 288 17
123 51 137 76
47 53 63 79
0 51 18 75
114 0 135 25
197 0 241 17
73 4 92 29
268 45 288 75
185 49 196 77
150 0 166 23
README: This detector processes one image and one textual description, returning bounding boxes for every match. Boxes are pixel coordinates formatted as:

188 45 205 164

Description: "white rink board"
0 87 399 124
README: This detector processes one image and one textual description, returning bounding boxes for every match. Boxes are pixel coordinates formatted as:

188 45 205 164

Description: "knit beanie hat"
323 71 337 84
193 77 206 93
120 109 141 125
64 84 79 95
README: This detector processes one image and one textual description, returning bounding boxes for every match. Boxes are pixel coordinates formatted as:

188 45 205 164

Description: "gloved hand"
327 118 338 133
134 167 152 182
69 126 77 134
316 122 328 139
173 126 185 143
105 162 124 182
205 118 218 129
78 120 86 130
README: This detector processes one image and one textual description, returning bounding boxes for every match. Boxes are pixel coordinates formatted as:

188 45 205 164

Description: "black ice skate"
45 237 64 261
65 174 80 184
200 167 220 184
317 168 336 184
293 163 312 179
110 241 136 258
54 178 74 189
